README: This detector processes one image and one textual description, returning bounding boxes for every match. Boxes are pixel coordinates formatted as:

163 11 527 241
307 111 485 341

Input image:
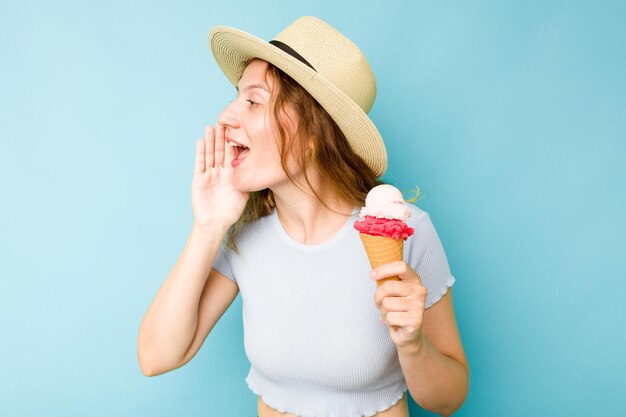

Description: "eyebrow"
235 83 270 94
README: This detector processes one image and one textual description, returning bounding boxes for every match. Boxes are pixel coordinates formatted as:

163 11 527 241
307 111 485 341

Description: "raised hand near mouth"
191 123 250 232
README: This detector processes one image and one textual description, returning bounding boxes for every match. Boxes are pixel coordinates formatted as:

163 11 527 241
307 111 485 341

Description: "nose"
217 100 241 129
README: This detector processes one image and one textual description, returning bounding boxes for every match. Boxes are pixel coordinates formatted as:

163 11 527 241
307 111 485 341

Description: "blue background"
1 0 624 415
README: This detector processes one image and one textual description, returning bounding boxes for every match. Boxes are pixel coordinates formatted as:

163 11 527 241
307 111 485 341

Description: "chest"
229 239 401 388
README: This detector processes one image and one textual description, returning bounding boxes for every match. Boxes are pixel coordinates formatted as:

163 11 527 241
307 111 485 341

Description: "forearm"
137 224 227 374
397 335 469 416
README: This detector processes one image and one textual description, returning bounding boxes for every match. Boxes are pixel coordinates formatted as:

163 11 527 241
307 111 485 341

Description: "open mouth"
228 141 250 164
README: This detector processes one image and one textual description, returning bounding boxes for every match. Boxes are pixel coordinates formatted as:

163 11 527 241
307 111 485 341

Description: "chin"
231 179 264 193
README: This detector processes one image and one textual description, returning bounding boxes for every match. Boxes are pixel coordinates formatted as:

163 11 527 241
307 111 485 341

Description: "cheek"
254 131 281 161
250 130 263 144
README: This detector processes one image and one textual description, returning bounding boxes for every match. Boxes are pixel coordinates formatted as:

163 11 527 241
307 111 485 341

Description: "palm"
191 124 249 228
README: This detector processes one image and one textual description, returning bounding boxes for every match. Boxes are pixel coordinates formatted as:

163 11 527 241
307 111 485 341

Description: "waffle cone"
359 234 404 287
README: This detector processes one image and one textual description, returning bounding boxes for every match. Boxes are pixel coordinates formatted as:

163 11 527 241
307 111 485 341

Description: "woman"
138 16 469 417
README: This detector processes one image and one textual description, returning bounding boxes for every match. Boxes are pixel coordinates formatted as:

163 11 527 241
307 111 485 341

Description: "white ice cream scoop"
359 184 411 221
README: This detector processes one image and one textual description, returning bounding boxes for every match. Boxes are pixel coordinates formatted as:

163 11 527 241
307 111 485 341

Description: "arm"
137 123 248 376
373 261 469 416
396 289 469 416
137 224 236 376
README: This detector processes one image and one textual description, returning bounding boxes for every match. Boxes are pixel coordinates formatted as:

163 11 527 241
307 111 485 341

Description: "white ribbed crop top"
212 203 455 417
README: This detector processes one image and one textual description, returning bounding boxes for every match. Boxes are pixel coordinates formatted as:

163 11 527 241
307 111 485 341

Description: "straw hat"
208 16 387 177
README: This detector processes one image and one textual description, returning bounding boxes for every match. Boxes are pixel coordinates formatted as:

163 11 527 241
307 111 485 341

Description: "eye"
246 99 259 107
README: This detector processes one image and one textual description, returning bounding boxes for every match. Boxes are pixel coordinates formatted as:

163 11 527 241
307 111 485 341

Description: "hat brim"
208 26 387 177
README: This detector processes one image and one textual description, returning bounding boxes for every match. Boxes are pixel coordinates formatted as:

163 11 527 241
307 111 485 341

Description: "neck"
270 179 356 246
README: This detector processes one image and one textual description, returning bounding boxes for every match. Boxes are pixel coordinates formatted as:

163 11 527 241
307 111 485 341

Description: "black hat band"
269 40 317 72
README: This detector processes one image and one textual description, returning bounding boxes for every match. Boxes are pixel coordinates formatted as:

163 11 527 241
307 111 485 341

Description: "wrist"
397 333 426 356
191 222 230 239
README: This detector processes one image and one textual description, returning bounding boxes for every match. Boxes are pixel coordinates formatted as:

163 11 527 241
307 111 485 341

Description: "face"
217 59 299 192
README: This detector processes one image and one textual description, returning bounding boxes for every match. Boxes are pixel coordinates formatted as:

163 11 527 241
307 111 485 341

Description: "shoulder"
239 210 276 234
402 203 447 251
403 202 429 228
229 210 277 250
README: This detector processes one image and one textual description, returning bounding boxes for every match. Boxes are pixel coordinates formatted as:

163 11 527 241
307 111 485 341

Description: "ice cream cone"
359 233 404 287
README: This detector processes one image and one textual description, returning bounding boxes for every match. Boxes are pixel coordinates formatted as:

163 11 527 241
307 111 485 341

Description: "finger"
375 276 400 288
214 123 226 167
195 139 205 174
384 311 416 328
380 296 412 315
371 261 405 282
371 261 422 284
204 125 215 168
374 281 413 307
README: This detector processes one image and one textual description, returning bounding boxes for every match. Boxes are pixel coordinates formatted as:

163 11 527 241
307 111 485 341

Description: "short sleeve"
404 207 456 309
212 239 236 283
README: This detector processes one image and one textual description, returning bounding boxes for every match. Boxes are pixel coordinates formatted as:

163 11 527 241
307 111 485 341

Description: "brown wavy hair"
226 57 384 251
